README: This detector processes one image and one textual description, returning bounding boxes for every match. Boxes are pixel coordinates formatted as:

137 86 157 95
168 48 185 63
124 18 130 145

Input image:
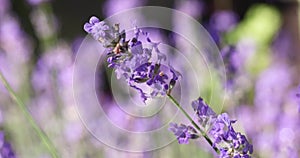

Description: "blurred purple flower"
206 11 238 45
102 0 146 16
296 86 300 112
237 61 300 157
29 8 58 40
26 0 49 6
221 46 238 88
64 121 83 143
221 39 256 90
0 16 32 93
175 0 204 18
0 131 16 158
32 44 72 94
0 0 10 16
210 11 238 33
254 63 291 124
272 29 293 60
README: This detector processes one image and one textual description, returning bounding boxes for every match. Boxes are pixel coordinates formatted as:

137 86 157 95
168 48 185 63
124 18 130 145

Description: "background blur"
0 0 300 157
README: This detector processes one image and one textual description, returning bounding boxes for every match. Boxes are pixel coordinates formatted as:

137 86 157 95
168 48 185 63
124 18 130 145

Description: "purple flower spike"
83 17 181 103
169 123 199 144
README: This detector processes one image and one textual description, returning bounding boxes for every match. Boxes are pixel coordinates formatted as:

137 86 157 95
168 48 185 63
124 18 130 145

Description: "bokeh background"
0 0 300 157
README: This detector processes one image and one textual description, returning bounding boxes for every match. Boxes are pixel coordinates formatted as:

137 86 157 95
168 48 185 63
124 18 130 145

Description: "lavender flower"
170 98 253 157
84 16 252 157
84 16 180 102
0 131 16 158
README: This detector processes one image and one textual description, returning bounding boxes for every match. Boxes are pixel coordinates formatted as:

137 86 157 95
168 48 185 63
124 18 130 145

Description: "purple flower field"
0 0 299 158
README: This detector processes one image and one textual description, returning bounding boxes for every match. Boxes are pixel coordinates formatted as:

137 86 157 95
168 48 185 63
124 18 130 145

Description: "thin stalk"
167 94 219 154
0 71 59 158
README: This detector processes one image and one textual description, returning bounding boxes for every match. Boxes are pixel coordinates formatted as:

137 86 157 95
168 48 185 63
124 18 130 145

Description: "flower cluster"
84 16 180 102
0 131 16 158
170 98 253 158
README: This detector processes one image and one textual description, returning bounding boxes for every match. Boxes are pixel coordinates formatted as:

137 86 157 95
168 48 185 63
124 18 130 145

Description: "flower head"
84 16 180 102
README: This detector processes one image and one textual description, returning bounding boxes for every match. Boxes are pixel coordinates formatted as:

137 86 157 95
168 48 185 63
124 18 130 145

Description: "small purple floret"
169 123 198 144
0 131 16 158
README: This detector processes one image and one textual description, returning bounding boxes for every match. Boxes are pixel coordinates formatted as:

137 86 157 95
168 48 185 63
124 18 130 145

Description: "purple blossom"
84 16 180 102
209 113 236 145
192 97 216 117
0 131 16 158
83 16 118 47
169 123 199 144
191 97 217 129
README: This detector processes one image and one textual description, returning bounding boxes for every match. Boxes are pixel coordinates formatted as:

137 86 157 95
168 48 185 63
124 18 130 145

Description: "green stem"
0 71 59 158
167 94 219 154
